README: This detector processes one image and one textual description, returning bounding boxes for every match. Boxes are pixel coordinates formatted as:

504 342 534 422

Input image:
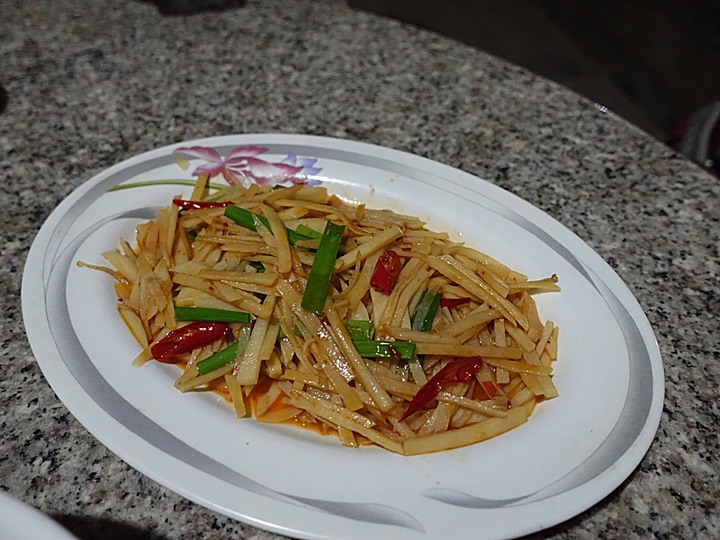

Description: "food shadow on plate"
53 514 170 540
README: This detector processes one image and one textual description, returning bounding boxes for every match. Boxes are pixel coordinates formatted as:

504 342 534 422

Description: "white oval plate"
22 134 664 540
0 490 78 540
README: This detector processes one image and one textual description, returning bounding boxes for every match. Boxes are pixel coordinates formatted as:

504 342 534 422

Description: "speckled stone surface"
1 1 719 539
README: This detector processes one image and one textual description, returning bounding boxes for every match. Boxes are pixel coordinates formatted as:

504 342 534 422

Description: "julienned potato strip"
85 173 561 455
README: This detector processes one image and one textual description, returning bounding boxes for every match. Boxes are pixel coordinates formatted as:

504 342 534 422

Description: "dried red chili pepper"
401 356 485 421
150 321 229 362
439 297 471 308
480 380 497 398
370 250 403 295
172 198 232 210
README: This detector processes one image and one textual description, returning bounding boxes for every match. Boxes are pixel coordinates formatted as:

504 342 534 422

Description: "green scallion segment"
224 205 261 230
301 221 345 313
174 306 252 323
295 224 323 239
411 290 442 332
248 261 265 273
346 319 374 341
224 205 313 246
353 340 416 359
195 341 246 375
285 226 314 246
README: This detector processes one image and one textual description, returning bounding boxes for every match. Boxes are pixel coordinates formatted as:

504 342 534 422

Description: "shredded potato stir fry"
88 176 560 455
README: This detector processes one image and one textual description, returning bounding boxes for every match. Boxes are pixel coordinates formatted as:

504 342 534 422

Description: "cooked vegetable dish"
84 171 560 455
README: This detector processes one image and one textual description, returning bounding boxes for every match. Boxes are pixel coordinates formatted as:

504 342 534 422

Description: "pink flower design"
173 145 322 186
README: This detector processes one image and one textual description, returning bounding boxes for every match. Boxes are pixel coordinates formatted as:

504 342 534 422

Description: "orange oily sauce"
203 365 539 447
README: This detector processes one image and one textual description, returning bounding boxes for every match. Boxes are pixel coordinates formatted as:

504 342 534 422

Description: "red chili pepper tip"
439 297 471 308
150 321 229 362
480 380 498 398
370 250 403 295
401 357 484 421
173 199 232 211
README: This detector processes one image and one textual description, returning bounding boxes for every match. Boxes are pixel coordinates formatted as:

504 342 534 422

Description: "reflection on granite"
1 0 718 539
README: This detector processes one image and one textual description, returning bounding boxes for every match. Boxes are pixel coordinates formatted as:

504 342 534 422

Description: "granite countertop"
2 1 718 538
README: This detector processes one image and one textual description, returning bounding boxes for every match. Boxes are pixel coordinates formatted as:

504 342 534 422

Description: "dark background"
350 0 720 142
5 0 717 144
